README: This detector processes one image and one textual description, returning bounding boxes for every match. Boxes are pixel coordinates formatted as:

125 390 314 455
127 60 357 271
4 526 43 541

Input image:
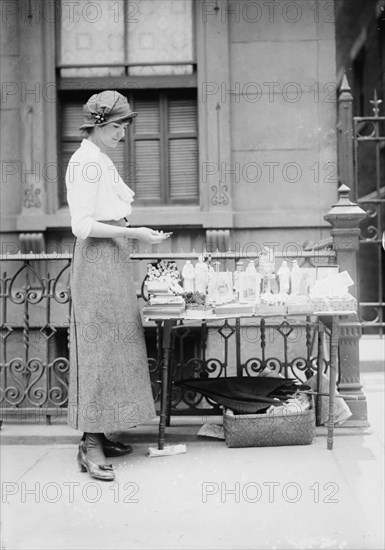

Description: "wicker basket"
223 397 315 448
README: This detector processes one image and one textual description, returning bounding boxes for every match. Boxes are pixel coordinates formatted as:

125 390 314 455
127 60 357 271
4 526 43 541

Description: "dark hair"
80 118 133 137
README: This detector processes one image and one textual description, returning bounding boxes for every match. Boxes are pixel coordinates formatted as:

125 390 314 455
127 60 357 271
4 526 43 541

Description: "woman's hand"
132 227 172 244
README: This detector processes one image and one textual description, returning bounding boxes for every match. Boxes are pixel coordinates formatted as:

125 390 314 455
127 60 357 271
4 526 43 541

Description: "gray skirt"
67 219 156 433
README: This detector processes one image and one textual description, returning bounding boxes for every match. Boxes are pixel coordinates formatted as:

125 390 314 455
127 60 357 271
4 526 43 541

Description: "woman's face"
91 121 129 150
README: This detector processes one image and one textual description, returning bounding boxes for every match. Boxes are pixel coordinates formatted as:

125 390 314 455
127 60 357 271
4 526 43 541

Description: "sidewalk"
359 335 385 372
0 371 384 550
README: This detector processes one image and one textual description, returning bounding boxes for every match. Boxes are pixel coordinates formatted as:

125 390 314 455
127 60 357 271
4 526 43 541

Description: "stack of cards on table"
143 282 186 318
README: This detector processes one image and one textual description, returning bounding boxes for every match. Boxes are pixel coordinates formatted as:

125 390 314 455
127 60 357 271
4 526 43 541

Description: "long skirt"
67 219 156 433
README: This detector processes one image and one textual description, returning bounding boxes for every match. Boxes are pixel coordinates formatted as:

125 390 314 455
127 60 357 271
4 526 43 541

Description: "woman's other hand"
133 227 172 244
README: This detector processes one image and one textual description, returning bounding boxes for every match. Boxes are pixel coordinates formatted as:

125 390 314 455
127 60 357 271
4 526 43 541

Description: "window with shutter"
59 90 198 206
57 0 198 209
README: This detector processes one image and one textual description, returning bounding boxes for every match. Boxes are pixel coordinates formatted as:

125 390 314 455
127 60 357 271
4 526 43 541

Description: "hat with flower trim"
79 90 138 130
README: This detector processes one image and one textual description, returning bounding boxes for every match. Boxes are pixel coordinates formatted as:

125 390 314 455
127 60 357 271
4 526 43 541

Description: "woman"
66 90 170 481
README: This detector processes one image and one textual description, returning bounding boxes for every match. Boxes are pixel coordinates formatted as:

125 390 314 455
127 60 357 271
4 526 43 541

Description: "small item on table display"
183 291 207 306
310 270 357 312
211 271 234 305
194 255 209 293
149 295 185 306
238 261 261 304
258 247 275 294
233 259 244 299
183 291 213 318
290 260 302 295
145 280 171 295
277 260 290 295
146 259 180 283
143 263 186 318
181 260 196 292
142 304 185 319
298 268 317 295
146 260 184 295
206 265 217 303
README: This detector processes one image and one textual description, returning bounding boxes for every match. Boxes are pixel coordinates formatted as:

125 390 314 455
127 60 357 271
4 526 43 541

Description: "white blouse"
65 139 135 239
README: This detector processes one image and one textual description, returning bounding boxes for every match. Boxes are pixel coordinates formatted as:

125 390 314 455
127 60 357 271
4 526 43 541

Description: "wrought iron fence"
353 93 384 335
0 250 335 423
0 253 71 423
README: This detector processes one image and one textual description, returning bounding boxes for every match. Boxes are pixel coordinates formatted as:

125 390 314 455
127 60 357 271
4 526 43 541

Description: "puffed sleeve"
65 154 101 239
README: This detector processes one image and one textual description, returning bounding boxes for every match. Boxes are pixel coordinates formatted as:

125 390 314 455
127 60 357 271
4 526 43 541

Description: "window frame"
55 0 197 83
58 87 199 208
56 0 198 208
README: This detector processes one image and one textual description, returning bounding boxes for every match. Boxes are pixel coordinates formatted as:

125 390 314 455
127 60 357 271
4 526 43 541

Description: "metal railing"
0 250 336 423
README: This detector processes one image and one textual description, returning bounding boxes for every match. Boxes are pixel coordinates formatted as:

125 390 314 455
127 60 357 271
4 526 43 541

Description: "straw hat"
79 90 138 130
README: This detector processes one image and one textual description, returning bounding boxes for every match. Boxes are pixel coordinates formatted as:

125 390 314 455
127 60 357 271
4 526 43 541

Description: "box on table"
223 397 315 448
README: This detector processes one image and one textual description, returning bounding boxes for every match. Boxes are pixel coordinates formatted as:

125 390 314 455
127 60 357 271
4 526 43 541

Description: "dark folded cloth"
175 376 310 414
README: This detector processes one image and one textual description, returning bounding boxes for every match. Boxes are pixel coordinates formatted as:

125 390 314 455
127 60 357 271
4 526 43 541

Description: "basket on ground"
223 396 315 448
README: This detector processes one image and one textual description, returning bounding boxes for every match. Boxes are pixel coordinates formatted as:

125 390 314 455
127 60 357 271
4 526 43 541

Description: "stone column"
324 184 368 425
14 0 57 235
197 0 233 229
18 0 47 219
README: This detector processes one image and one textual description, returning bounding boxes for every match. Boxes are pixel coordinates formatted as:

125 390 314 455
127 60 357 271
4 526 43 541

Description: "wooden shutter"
168 98 198 203
60 102 83 206
130 99 162 202
62 103 83 137
134 141 161 201
169 139 198 201
168 99 197 133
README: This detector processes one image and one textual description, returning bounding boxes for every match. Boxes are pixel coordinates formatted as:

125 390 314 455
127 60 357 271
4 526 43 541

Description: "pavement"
0 366 384 550
359 335 385 372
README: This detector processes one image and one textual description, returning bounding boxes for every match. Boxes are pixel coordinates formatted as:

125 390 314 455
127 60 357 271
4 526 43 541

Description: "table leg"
158 320 174 451
327 316 339 450
166 329 176 427
316 321 325 427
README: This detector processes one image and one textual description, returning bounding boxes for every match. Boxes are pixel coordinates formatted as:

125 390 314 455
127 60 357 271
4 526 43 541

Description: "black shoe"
77 441 115 481
101 434 133 458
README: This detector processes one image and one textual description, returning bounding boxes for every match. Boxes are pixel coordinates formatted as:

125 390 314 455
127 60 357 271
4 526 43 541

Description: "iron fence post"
324 185 369 425
337 74 355 199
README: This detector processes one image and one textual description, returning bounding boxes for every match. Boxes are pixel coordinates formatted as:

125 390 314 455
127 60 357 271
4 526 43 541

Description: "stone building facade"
1 0 338 254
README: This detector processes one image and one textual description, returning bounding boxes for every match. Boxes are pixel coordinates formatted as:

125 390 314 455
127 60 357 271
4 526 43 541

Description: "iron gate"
353 92 385 335
338 77 385 336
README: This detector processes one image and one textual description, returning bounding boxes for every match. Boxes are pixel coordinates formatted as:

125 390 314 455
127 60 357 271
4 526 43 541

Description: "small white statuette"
181 260 195 292
194 255 209 294
277 260 290 295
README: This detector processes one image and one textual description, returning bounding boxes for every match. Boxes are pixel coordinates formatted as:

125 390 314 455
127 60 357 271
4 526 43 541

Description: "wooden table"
148 311 353 451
